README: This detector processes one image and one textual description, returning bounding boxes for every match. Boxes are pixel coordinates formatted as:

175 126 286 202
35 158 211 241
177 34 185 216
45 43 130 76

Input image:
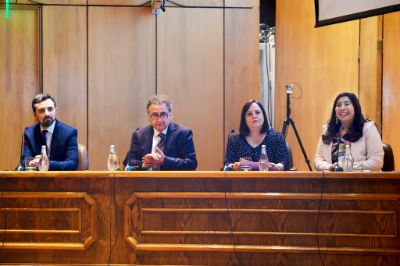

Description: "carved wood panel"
0 172 112 264
0 171 399 265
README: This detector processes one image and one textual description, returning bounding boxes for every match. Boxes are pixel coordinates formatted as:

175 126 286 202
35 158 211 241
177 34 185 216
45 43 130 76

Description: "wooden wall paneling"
382 12 400 170
157 8 223 170
275 0 359 170
22 0 87 4
359 16 383 129
89 0 222 6
224 4 260 149
42 6 88 147
0 7 40 170
88 7 155 170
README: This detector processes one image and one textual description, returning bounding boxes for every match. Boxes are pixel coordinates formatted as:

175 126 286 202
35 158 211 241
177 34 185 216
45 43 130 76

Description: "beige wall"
382 12 400 169
0 1 259 170
276 0 399 170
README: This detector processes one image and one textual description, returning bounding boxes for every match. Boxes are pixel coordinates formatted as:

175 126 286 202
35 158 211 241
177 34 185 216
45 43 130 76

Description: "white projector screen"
315 0 400 27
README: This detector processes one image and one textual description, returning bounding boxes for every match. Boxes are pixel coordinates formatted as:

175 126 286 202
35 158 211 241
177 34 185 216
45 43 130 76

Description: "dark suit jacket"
123 122 197 170
20 120 78 170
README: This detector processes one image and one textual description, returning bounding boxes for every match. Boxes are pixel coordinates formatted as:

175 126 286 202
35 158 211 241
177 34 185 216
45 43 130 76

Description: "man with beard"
20 93 78 170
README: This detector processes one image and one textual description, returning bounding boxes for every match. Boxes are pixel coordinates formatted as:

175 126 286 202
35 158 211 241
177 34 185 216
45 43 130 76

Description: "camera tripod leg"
288 118 312 171
282 118 290 138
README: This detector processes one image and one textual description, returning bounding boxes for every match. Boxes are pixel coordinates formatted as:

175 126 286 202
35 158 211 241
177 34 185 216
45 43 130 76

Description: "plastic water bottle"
343 143 354 172
107 145 119 171
337 143 346 169
38 145 49 171
259 145 269 171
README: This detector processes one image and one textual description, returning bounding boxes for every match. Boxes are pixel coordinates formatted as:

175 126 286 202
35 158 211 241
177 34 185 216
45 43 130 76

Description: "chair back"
382 143 395 171
286 142 294 170
77 143 89 170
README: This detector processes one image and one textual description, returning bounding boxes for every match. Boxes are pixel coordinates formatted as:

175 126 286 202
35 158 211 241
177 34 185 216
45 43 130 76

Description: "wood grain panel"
22 0 87 4
88 7 155 170
0 7 40 170
28 0 237 6
89 0 221 6
382 12 400 170
359 16 383 129
275 0 359 170
157 8 223 170
0 172 112 264
0 192 96 249
224 5 259 146
42 6 88 146
124 192 398 250
114 171 400 265
1 171 400 265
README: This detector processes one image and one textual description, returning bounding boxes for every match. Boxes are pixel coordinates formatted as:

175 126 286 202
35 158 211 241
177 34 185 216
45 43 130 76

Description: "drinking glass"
24 157 36 171
239 157 253 171
352 161 364 172
239 165 252 171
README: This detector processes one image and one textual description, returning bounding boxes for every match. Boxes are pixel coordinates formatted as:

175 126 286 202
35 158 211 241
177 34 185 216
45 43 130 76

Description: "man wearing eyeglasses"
123 95 197 170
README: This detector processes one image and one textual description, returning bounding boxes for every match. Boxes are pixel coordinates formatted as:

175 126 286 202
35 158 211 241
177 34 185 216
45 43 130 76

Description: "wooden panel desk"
0 171 399 265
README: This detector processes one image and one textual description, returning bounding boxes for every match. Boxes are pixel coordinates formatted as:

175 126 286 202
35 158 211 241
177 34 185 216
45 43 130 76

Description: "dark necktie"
157 133 166 151
41 130 48 153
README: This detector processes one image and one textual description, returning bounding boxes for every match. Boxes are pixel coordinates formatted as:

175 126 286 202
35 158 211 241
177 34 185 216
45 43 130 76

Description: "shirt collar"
153 127 168 138
40 120 56 134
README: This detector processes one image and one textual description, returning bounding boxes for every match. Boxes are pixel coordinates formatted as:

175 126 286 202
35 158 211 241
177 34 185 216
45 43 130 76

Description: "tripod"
281 85 312 171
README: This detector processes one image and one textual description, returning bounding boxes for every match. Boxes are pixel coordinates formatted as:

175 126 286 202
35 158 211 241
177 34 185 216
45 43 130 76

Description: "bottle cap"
110 144 116 154
41 145 47 153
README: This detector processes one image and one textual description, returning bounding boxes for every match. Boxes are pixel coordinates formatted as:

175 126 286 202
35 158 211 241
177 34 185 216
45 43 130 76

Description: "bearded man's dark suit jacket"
123 122 197 170
20 120 78 170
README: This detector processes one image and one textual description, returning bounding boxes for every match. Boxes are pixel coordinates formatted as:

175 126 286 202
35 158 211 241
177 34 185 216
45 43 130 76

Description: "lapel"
164 122 176 152
143 126 154 154
50 120 59 160
34 124 42 155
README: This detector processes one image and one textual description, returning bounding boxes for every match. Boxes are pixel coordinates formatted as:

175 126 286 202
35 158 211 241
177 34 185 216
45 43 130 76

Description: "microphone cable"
290 82 304 100
222 171 245 266
16 131 25 170
316 171 326 266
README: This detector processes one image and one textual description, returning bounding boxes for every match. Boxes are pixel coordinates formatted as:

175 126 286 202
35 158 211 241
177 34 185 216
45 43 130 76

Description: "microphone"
286 84 293 94
15 130 25 170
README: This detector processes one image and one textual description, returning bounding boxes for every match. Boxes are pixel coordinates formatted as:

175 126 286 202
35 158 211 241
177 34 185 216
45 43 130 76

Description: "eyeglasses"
149 112 169 120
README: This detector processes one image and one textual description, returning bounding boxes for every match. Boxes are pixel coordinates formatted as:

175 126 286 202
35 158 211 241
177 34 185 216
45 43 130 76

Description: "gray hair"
146 95 173 113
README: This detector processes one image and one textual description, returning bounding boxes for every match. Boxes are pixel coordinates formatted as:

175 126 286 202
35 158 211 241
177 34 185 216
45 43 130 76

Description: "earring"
335 116 338 124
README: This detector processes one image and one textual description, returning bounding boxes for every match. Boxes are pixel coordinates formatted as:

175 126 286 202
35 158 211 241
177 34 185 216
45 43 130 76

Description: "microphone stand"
281 85 312 171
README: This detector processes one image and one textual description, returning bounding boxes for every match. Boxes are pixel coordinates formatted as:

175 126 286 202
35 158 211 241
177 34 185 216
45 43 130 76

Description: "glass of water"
239 157 253 171
24 157 36 171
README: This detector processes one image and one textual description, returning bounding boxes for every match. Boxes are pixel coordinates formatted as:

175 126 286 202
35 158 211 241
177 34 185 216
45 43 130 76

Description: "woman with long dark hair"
314 92 383 171
224 100 289 171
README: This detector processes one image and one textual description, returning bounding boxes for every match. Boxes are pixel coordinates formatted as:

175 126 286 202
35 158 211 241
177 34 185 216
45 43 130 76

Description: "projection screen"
315 0 400 27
